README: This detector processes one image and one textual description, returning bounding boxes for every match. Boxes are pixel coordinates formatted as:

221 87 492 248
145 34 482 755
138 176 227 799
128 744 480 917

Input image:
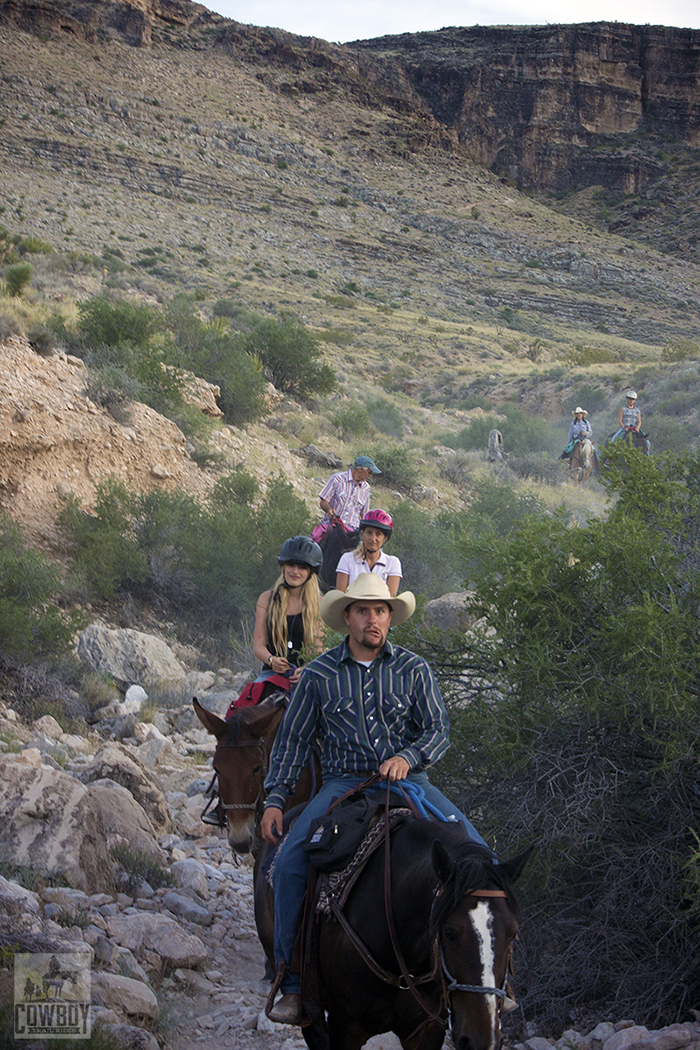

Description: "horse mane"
223 694 287 744
430 842 520 935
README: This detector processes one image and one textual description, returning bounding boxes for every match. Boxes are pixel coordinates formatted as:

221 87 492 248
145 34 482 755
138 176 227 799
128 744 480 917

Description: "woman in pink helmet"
335 509 403 597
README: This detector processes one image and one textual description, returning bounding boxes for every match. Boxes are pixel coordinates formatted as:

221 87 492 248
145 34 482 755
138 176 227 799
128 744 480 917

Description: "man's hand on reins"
261 806 284 844
379 756 410 782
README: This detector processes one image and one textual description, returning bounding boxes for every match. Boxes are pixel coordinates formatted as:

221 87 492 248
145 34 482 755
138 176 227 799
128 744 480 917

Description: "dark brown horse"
193 695 319 856
255 810 529 1050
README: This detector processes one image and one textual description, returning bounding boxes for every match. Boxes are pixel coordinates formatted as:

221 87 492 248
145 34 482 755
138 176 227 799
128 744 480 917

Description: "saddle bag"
303 793 381 872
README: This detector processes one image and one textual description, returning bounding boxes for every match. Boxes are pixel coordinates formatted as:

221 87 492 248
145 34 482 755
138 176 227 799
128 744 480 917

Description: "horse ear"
192 697 228 740
431 840 455 884
499 846 534 884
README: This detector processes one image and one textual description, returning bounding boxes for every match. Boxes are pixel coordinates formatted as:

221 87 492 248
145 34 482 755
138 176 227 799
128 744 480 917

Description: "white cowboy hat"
572 406 588 417
321 573 416 632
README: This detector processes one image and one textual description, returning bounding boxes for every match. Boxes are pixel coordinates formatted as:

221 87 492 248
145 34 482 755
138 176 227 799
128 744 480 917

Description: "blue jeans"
271 772 490 993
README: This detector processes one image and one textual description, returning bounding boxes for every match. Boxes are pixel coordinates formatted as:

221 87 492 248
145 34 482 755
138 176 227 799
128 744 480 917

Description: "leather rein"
329 780 512 1028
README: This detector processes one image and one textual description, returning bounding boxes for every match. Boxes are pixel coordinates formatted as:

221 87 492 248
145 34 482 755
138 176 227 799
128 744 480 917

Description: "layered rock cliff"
351 22 700 194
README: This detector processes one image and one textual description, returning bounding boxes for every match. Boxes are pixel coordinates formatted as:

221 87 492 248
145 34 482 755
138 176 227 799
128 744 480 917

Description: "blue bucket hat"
353 455 381 474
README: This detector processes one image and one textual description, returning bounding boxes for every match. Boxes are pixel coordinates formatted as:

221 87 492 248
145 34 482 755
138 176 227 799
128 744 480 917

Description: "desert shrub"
331 402 372 439
58 480 148 600
437 449 474 487
78 294 159 350
26 326 57 357
0 517 82 659
565 343 616 366
239 316 336 399
655 391 696 417
0 313 22 343
110 844 173 890
646 416 696 453
423 451 700 1029
211 299 260 329
83 365 140 422
569 383 608 413
662 338 700 362
163 294 266 426
447 407 560 457
212 467 259 507
388 503 462 598
4 263 33 297
364 443 418 491
507 454 563 485
366 397 403 439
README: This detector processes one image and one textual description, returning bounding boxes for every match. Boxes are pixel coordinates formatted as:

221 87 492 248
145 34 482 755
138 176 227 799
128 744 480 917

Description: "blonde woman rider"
253 536 324 688
335 510 402 597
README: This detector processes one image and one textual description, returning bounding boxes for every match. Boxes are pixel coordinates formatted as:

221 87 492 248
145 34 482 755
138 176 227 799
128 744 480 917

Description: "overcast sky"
207 0 700 43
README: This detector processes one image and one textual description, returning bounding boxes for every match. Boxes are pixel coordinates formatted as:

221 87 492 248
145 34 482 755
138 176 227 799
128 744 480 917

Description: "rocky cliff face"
351 22 700 194
0 0 212 47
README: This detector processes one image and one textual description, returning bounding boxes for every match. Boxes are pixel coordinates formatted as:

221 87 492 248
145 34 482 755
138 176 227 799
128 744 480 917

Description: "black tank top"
264 612 305 668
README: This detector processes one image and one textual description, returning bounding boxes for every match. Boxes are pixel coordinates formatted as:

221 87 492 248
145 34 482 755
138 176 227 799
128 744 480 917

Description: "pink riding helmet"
359 509 393 538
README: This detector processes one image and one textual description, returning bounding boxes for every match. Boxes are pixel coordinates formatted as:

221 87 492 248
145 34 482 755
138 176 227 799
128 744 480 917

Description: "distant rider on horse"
564 406 593 470
612 390 641 441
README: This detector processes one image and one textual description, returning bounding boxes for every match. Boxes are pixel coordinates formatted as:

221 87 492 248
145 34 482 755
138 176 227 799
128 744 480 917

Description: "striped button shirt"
318 469 371 531
264 638 450 810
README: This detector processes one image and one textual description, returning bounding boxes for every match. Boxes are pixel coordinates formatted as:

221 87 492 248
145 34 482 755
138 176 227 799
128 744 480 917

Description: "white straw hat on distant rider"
625 390 637 400
321 574 415 632
572 406 588 417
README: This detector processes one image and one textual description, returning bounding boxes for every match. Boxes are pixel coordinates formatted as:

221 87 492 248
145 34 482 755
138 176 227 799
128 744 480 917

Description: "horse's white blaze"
470 901 498 1026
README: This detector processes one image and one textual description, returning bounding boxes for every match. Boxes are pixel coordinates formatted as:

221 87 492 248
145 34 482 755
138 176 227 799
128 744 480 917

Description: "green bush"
331 402 372 440
0 516 83 659
212 467 259 507
239 316 336 399
59 474 312 646
424 451 700 1028
58 480 148 600
163 294 266 426
448 406 560 457
366 397 404 439
4 263 33 297
645 416 695 453
364 443 418 492
388 503 463 598
78 294 159 350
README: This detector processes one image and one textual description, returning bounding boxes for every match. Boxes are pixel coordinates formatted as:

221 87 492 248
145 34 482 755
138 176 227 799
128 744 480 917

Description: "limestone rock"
423 591 477 634
91 972 158 1021
88 779 165 862
0 751 115 894
105 912 208 969
79 744 171 836
77 624 186 690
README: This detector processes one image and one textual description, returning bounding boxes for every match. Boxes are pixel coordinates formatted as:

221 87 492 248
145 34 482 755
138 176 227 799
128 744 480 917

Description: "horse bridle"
201 737 270 828
436 888 512 1000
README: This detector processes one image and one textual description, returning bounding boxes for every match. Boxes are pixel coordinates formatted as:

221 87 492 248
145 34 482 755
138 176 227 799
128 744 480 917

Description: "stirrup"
200 795 225 827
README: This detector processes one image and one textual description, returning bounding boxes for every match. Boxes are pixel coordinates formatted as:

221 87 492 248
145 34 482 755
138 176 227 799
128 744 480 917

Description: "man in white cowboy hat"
261 574 491 1025
567 406 594 469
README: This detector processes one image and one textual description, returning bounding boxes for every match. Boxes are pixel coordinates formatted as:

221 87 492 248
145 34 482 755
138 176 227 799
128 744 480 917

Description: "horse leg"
326 1014 370 1050
302 1021 330 1050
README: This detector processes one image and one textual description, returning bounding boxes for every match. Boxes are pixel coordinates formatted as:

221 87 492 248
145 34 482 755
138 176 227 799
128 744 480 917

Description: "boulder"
91 973 158 1021
423 591 477 634
170 858 209 898
77 625 186 690
96 1023 160 1050
105 912 208 969
0 750 115 894
79 745 170 836
88 779 165 862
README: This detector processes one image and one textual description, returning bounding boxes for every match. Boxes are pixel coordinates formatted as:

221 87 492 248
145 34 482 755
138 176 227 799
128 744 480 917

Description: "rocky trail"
2 668 700 1050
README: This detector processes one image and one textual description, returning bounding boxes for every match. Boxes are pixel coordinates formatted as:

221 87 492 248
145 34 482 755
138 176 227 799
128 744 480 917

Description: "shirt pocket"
380 693 413 732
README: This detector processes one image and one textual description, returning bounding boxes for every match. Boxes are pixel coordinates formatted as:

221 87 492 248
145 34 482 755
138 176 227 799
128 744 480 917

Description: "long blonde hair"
266 572 321 661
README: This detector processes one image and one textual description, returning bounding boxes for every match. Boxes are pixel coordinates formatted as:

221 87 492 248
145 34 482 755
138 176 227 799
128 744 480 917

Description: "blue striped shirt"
264 638 450 810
